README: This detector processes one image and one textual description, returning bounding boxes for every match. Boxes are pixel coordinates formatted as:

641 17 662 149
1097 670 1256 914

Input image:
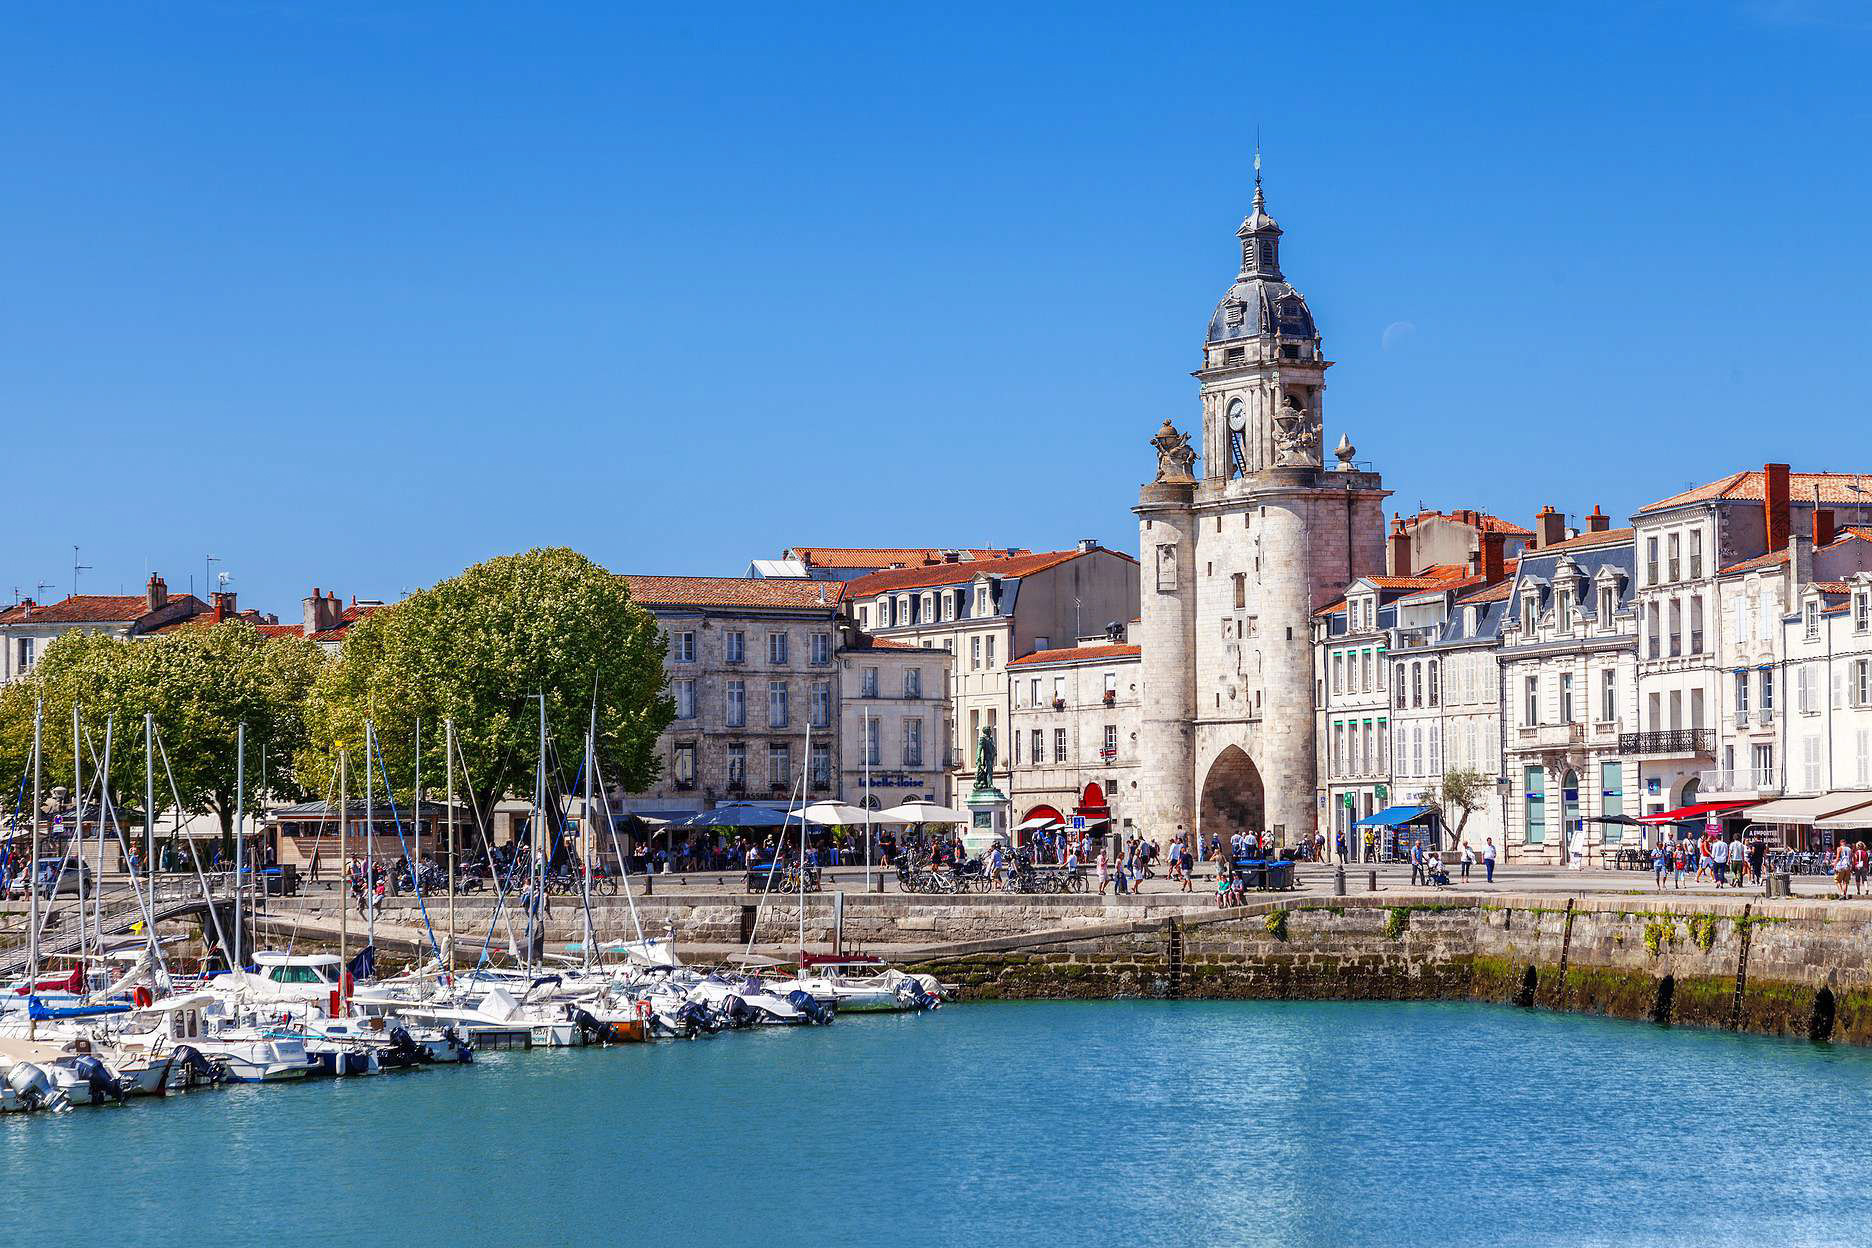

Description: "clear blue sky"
4 3 1869 614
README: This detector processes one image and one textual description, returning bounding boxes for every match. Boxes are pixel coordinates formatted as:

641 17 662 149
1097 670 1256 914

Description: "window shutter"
1836 668 1847 710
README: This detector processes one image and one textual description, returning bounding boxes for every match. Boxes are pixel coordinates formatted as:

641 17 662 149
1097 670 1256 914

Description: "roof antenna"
72 545 92 597
1252 130 1264 212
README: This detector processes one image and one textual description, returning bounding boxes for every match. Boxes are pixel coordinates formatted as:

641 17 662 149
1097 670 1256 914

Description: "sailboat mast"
27 699 42 1038
365 720 375 955
799 719 810 956
144 712 155 886
72 704 84 976
413 716 421 965
446 718 456 979
94 717 114 962
234 722 245 972
338 746 348 1005
863 706 873 894
582 723 594 973
533 694 546 975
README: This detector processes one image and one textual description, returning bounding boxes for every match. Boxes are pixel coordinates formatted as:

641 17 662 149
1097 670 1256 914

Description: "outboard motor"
6 1062 72 1114
714 994 756 1030
70 1055 127 1105
565 1006 613 1046
894 978 938 1011
671 1000 711 1038
785 989 834 1026
441 1025 474 1063
171 1045 225 1087
385 1025 424 1068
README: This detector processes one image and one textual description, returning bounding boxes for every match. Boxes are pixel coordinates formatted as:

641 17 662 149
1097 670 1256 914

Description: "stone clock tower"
1135 172 1389 850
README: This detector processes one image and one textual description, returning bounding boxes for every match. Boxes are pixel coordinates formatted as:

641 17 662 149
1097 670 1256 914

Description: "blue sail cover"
26 996 131 1021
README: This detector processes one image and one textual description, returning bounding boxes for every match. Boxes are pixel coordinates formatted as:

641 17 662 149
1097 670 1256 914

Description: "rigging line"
743 738 810 960
367 731 445 967
153 728 236 965
448 728 524 969
90 717 170 984
274 752 340 962
587 744 645 947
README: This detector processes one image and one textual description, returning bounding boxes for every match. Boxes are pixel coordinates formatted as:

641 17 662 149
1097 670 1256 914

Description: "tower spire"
1253 134 1264 213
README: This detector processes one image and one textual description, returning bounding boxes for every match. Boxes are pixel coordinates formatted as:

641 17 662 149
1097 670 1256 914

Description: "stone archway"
1200 746 1266 845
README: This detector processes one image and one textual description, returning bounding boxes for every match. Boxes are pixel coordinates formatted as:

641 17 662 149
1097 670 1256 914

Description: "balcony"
1617 729 1714 758
1697 768 1783 799
1516 722 1585 750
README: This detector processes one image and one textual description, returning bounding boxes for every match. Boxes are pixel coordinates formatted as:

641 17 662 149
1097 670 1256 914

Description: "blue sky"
3 3 1869 614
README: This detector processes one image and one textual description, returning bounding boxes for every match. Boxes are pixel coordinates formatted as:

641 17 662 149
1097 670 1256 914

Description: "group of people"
1648 832 1767 892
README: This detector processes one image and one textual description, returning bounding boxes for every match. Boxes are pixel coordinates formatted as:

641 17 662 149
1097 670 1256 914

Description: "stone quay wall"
900 893 1872 1046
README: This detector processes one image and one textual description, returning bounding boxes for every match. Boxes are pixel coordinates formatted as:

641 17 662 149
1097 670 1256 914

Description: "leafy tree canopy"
297 547 672 821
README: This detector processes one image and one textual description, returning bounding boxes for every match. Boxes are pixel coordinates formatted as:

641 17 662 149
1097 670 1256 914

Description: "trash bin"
1333 865 1346 897
1770 871 1791 898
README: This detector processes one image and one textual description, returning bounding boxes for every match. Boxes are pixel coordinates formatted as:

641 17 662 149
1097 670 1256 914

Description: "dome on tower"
1203 170 1318 348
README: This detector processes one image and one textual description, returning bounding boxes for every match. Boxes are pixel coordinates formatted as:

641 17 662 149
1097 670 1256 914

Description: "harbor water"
7 1000 1872 1246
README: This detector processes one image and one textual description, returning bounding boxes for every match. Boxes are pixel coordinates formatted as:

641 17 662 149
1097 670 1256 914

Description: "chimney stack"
1814 508 1837 548
1534 506 1566 549
1585 504 1610 533
145 573 168 612
1388 515 1411 576
1480 531 1508 583
1763 462 1791 554
209 591 236 623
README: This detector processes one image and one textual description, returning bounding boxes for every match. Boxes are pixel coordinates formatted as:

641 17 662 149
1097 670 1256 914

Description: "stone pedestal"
963 787 1010 855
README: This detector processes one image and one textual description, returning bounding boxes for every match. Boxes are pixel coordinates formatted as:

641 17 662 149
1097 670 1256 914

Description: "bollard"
1333 865 1347 897
1368 870 1378 892
642 872 653 896
873 872 885 894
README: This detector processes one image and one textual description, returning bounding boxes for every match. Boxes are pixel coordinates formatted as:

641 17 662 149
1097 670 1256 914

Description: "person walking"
1482 838 1497 884
1671 839 1687 890
1097 847 1110 896
1180 840 1194 894
1459 842 1474 882
1409 841 1424 887
1651 840 1668 892
1711 833 1729 888
1854 840 1869 897
1834 841 1854 900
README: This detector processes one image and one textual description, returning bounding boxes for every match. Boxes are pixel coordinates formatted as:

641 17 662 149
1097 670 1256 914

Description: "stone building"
845 545 1139 803
1136 174 1389 852
1774 566 1872 845
1499 526 1639 863
0 574 210 682
1007 636 1142 841
749 546 1028 582
838 632 953 809
1630 464 1872 821
616 575 847 819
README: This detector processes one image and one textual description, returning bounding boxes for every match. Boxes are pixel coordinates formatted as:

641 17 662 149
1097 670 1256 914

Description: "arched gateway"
1199 746 1266 843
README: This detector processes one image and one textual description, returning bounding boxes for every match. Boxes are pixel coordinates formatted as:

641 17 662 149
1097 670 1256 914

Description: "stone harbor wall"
901 893 1872 1046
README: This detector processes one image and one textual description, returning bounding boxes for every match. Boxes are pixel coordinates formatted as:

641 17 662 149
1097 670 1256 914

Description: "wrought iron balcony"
1617 729 1714 757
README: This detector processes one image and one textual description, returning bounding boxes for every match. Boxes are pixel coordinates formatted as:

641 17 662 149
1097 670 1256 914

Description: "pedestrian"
1459 841 1474 882
1409 841 1424 887
1711 833 1728 888
1097 847 1110 896
1651 840 1668 892
1835 841 1854 900
1483 838 1497 884
1672 839 1687 890
1180 840 1194 894
1854 840 1869 897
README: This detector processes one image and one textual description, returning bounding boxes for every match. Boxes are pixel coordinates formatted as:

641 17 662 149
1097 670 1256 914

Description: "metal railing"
1617 729 1714 756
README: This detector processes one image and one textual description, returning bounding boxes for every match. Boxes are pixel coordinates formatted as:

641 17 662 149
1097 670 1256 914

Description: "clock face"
1226 400 1247 432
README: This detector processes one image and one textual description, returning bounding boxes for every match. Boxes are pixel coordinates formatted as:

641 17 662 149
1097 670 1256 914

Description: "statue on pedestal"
971 726 997 796
1150 420 1197 484
1271 394 1322 467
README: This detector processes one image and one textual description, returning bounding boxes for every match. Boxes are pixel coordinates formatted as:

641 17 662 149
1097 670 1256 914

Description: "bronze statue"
972 725 997 793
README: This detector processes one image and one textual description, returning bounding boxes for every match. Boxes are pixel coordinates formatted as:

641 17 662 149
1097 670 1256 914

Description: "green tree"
297 547 673 828
1436 767 1492 841
0 623 324 846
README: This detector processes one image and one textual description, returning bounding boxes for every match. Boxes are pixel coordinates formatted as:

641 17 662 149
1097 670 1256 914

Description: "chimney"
1387 515 1411 576
1789 531 1813 597
145 573 168 612
1534 506 1566 549
303 588 322 636
1480 530 1508 584
210 591 236 623
1814 508 1837 547
1585 504 1610 533
1763 462 1791 554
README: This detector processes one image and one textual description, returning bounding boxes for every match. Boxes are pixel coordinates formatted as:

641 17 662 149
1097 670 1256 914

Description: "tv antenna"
72 545 93 596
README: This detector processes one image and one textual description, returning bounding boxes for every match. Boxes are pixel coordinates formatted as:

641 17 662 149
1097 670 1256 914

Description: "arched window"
1411 662 1423 708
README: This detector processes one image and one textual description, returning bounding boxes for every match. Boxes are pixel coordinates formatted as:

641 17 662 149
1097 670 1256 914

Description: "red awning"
1636 800 1762 826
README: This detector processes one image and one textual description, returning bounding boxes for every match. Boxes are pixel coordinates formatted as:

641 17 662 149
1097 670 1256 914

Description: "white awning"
1815 795 1872 830
1750 792 1872 826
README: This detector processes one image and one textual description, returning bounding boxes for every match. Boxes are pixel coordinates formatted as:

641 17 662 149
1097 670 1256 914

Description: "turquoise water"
8 1001 1872 1246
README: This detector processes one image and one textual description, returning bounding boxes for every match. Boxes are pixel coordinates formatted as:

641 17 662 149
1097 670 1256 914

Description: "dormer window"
1856 590 1871 634
1225 300 1245 327
1805 600 1821 641
1521 594 1539 637
1598 586 1616 624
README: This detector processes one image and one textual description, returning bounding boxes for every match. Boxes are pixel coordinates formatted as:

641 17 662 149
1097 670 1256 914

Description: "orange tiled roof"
1402 509 1533 538
1637 470 1872 515
1529 527 1635 554
620 575 847 611
1720 549 1789 576
0 593 206 626
1457 579 1516 605
310 604 382 642
1009 643 1141 667
791 546 1029 570
846 549 1129 597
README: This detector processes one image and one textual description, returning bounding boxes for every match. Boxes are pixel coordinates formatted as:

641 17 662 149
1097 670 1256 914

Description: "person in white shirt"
1482 838 1497 884
1459 842 1475 882
1710 835 1729 887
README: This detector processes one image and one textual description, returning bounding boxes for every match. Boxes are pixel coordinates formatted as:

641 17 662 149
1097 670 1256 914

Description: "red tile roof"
1008 643 1141 667
1530 527 1635 554
1402 509 1533 538
1720 549 1789 576
309 604 382 642
0 593 206 626
1637 470 1872 515
619 575 847 611
1456 579 1517 605
846 548 1129 597
791 546 1029 570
